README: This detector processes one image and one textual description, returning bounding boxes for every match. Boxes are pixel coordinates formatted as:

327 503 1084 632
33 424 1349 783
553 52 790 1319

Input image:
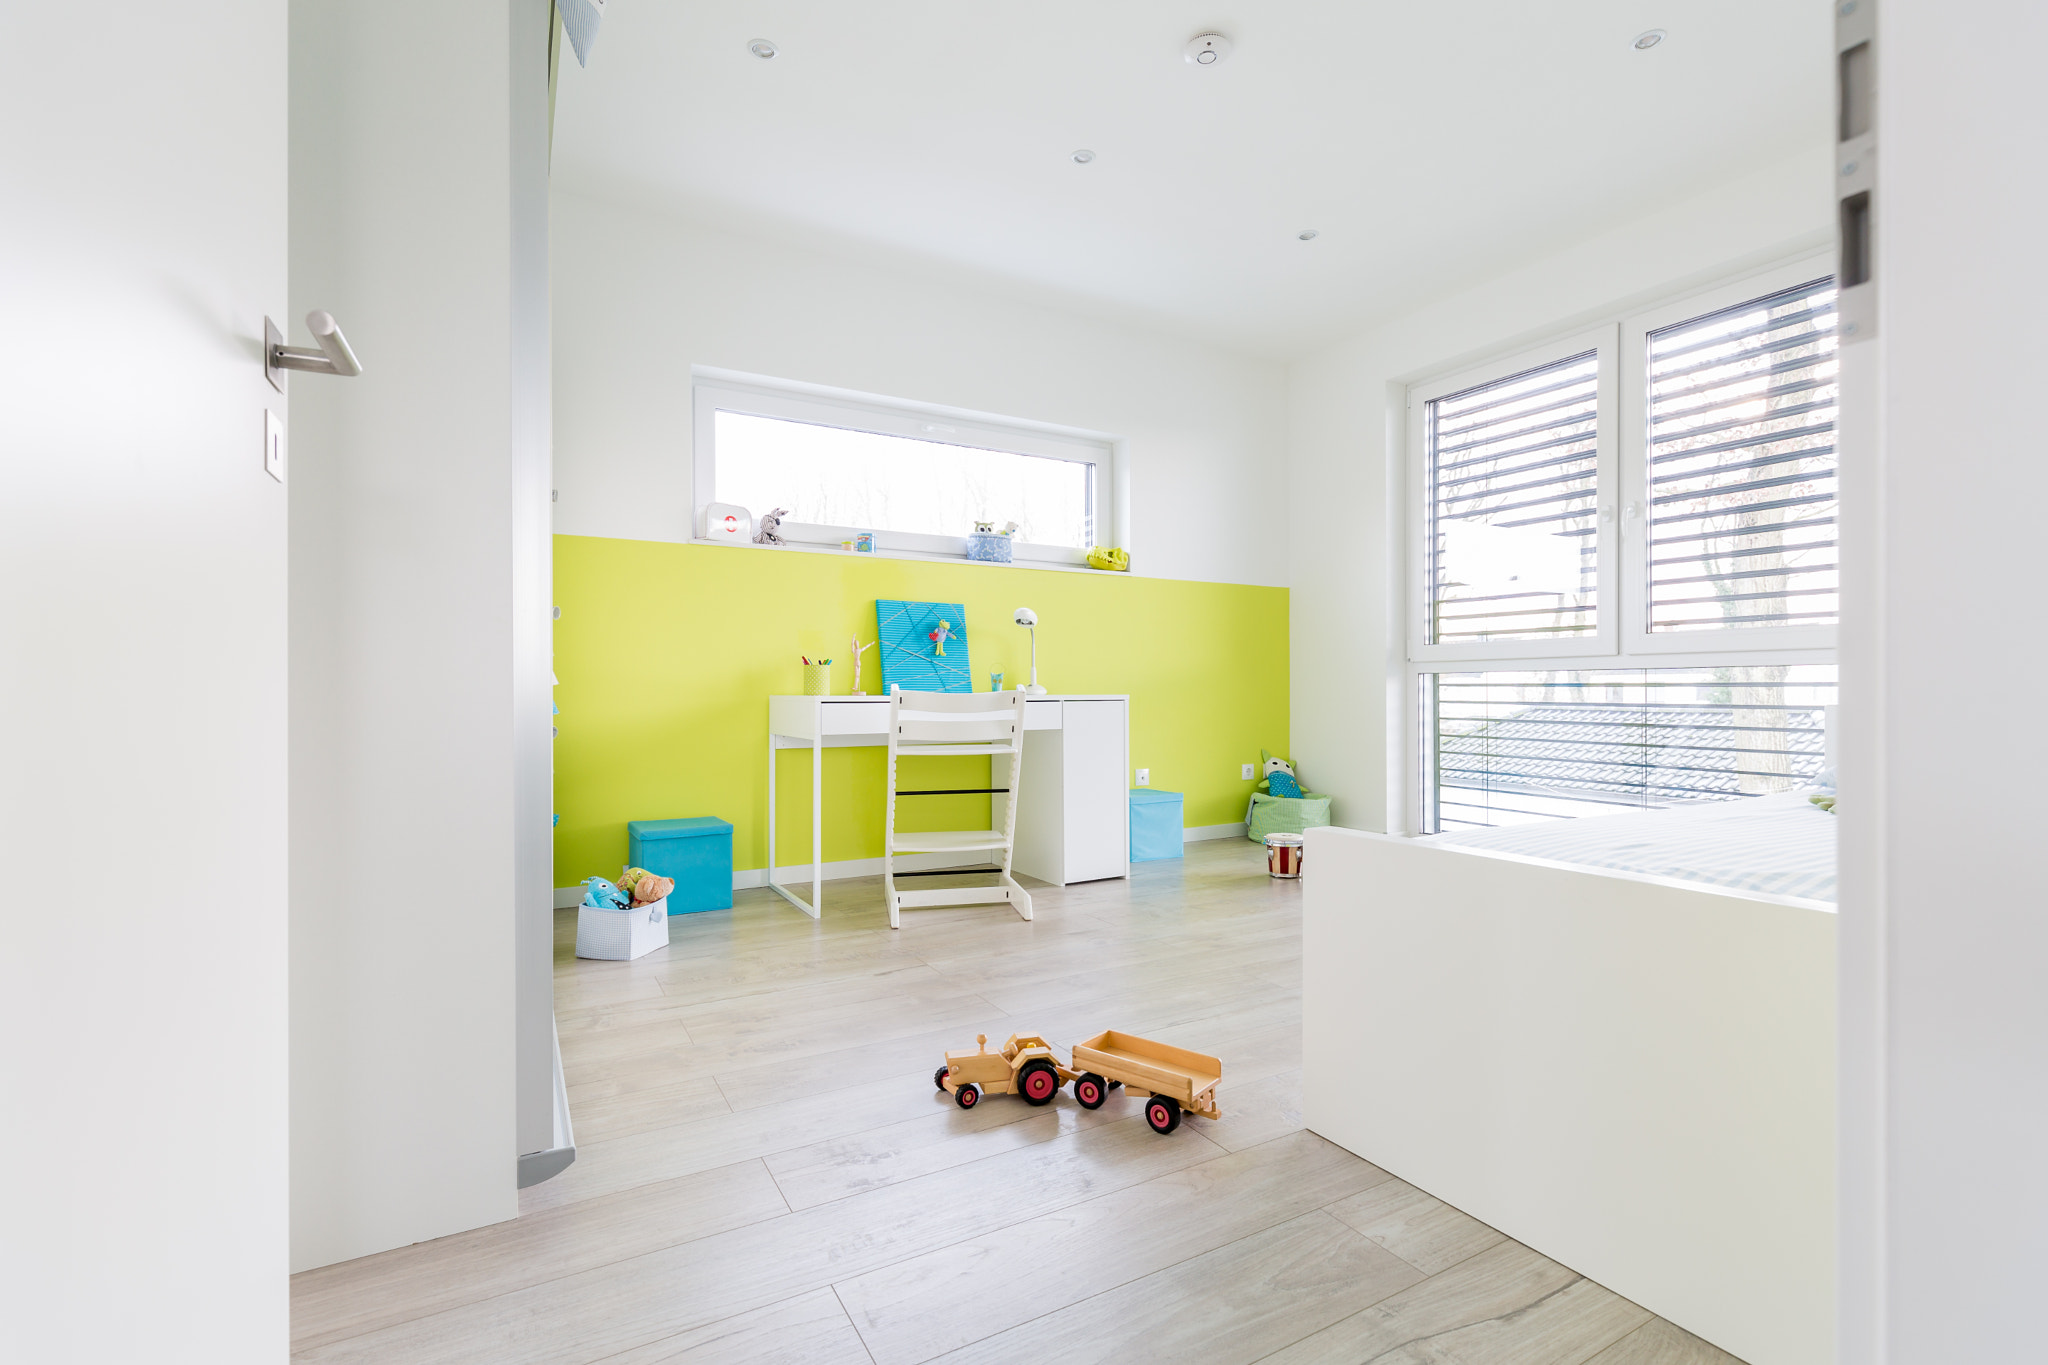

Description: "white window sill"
689 537 1121 575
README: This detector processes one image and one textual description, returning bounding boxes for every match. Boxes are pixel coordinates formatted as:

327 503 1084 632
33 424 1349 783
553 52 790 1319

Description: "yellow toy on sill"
1086 546 1130 572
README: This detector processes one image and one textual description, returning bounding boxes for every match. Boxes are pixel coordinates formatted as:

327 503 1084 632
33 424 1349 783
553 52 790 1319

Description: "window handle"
1600 503 1616 525
1624 501 1642 520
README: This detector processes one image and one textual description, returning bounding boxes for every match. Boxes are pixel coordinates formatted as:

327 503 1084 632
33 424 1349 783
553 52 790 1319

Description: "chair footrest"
889 832 1010 853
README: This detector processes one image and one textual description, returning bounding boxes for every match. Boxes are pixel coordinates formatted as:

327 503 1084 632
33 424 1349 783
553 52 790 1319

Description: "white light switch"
263 408 285 483
1135 769 1149 787
1241 763 1255 781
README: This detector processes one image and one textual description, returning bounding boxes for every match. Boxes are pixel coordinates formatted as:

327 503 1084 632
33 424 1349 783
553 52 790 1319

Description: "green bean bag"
1247 790 1332 841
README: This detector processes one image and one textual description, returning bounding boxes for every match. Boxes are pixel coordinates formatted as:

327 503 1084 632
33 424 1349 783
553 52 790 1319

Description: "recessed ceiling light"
748 38 778 59
1184 32 1233 66
1632 29 1666 50
1297 229 1319 242
1071 149 1096 165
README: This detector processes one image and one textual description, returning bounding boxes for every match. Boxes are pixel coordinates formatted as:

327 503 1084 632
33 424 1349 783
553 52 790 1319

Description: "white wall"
1285 149 1832 831
290 0 550 1272
552 193 1288 588
1837 3 2048 1358
0 3 289 1359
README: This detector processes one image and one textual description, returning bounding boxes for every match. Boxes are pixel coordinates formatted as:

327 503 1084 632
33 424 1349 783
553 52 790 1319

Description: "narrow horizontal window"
1421 664 1838 833
712 409 1097 551
1427 353 1600 644
1646 279 1838 632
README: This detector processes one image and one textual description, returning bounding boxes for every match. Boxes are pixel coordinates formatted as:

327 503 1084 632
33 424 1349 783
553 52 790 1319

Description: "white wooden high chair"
883 690 1033 929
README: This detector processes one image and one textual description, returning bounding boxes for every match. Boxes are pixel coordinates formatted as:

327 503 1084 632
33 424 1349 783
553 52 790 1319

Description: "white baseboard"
1184 822 1248 843
555 851 1009 908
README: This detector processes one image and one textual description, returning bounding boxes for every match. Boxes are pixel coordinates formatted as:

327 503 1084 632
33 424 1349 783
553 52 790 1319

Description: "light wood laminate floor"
291 840 1745 1364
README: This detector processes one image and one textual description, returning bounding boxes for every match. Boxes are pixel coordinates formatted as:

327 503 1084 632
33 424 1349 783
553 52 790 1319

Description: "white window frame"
692 371 1118 567
1396 253 1838 834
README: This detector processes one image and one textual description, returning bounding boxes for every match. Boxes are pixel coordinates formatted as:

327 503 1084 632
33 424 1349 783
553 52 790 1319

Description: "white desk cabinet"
767 694 1130 916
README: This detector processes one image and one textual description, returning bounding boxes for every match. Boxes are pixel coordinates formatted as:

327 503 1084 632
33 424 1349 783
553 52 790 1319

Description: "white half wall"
289 0 546 1272
1285 149 1832 832
1837 3 2048 1358
551 193 1288 588
0 3 289 1358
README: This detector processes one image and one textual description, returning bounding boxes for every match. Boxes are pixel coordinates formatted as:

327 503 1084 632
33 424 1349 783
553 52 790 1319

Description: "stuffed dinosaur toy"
580 876 629 910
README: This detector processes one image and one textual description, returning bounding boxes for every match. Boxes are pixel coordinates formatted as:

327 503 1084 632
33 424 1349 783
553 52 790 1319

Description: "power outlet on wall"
1241 763 1255 780
1134 769 1149 787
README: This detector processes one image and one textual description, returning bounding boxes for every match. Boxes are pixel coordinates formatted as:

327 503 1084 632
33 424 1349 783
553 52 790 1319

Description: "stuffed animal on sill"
616 866 675 905
754 508 789 545
580 876 629 910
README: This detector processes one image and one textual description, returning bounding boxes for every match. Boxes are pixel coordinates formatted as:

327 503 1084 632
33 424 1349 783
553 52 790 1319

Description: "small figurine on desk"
927 618 953 656
849 635 877 694
754 508 788 546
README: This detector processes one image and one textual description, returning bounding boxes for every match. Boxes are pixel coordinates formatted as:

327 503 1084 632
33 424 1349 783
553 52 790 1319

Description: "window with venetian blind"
1410 266 1840 833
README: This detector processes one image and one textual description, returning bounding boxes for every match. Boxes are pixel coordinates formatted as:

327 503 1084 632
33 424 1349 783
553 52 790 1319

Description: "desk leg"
811 729 823 915
765 733 819 919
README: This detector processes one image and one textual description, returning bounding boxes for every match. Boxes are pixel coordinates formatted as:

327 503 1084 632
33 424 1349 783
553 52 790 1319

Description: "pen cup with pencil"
802 658 832 696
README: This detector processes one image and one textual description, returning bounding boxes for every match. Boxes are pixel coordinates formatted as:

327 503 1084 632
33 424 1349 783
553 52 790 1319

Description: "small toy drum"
1264 832 1304 878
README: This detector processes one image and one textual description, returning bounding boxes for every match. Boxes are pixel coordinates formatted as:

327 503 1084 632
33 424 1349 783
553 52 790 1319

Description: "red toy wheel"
934 1065 951 1091
1073 1073 1107 1110
1018 1060 1060 1105
1145 1095 1182 1135
954 1082 980 1110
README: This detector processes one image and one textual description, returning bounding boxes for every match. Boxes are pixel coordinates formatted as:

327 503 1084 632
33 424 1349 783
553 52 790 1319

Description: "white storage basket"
575 897 669 961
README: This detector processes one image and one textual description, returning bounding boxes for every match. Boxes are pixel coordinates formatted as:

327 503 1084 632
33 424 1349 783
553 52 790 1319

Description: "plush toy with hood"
1256 750 1302 796
616 866 675 905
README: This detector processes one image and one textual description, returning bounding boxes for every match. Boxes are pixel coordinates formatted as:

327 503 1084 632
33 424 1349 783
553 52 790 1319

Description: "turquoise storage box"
627 817 733 914
1129 789 1184 863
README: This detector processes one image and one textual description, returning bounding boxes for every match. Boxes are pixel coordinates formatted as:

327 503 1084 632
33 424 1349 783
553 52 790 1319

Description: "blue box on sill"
627 816 734 914
1129 789 1184 863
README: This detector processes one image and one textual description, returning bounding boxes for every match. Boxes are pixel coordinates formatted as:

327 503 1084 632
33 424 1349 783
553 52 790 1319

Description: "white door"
0 3 290 1359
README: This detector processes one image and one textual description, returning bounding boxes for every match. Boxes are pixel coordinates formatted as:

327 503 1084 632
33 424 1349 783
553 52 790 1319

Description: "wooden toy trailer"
1069 1030 1221 1135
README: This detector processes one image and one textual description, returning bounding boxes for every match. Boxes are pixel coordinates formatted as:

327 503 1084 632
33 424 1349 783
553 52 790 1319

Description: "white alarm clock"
702 502 752 543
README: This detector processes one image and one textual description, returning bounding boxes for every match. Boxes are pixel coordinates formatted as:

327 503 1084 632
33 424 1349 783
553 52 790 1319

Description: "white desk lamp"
1014 607 1048 695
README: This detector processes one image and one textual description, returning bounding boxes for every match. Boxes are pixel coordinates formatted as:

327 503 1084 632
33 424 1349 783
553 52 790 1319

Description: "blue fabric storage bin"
627 817 733 914
1129 789 1184 863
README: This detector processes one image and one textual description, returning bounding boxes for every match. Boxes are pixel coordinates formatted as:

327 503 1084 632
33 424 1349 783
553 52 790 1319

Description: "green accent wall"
552 535 1288 883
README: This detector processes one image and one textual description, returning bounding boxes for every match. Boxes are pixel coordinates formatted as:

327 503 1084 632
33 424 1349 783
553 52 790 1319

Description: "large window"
695 377 1111 564
1407 261 1838 832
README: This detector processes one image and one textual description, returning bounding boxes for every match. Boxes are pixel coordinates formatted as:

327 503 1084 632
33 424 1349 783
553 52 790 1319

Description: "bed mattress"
1427 790 1836 903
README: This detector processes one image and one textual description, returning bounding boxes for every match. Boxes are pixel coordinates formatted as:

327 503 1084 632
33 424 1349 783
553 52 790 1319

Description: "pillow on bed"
1813 763 1837 794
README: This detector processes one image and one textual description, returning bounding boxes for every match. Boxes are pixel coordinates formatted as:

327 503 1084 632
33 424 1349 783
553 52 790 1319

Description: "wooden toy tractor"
934 1029 1222 1135
934 1033 1070 1110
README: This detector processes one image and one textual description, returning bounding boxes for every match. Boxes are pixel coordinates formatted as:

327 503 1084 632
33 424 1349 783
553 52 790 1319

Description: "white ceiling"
551 2 1831 358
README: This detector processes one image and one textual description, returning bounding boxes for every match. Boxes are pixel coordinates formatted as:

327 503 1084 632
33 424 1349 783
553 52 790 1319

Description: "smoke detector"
1184 33 1233 66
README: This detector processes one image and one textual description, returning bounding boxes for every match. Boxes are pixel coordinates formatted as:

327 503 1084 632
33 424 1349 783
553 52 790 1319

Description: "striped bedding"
1426 791 1837 903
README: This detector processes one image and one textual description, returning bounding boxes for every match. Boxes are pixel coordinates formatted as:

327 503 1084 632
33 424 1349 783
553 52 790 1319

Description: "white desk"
767 694 1131 917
